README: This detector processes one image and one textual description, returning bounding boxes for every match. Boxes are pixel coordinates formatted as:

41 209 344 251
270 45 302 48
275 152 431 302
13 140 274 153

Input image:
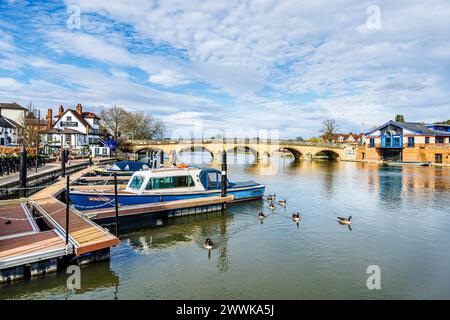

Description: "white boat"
70 166 265 210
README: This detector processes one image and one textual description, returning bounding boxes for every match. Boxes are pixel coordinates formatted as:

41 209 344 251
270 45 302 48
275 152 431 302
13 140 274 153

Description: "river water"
1 153 450 299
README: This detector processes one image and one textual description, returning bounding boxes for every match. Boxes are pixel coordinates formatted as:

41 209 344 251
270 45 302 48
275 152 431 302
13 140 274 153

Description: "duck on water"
70 166 265 210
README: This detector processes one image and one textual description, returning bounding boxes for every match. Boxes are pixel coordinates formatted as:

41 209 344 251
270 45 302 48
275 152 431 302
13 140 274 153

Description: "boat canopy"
199 167 229 190
108 161 150 172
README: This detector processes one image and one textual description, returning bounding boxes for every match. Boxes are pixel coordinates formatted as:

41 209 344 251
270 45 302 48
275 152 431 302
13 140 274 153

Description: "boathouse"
357 120 450 165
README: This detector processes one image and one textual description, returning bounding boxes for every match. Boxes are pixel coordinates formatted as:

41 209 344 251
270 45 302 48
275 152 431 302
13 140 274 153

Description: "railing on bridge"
129 139 353 148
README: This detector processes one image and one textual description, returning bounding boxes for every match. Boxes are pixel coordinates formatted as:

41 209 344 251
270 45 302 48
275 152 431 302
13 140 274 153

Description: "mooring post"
61 148 66 177
160 150 164 168
19 146 27 198
114 173 119 237
65 175 70 246
221 150 227 212
153 150 157 169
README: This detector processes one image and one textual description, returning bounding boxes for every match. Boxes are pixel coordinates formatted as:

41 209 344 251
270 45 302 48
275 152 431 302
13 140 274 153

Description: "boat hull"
70 185 265 210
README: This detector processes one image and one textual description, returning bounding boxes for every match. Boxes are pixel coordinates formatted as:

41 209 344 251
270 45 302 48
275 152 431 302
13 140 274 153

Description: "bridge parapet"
129 139 357 162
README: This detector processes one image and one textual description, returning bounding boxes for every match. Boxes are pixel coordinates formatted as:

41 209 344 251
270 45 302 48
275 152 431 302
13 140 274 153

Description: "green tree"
395 114 405 122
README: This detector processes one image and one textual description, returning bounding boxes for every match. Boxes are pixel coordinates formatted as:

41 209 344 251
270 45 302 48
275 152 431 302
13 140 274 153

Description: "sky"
0 0 449 138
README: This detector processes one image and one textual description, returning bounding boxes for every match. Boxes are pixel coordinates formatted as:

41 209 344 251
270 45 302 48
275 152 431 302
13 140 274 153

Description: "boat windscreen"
128 175 145 190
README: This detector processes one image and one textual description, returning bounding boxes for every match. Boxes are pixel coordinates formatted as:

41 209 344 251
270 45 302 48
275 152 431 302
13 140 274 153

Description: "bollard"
114 173 119 237
19 146 27 198
61 148 66 177
65 175 70 245
221 151 227 212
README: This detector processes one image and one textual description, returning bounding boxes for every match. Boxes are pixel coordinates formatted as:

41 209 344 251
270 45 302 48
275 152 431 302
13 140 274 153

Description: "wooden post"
19 146 27 198
35 110 40 173
221 151 227 212
114 173 119 237
61 148 66 177
221 150 227 197
65 175 70 245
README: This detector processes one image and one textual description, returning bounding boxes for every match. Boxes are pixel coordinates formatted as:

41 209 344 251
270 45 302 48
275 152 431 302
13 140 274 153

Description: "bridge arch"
274 147 303 161
226 146 259 163
314 150 340 161
178 145 215 159
136 147 169 162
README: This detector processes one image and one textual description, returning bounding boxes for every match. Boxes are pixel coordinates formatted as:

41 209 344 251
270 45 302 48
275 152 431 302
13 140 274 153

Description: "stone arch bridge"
129 140 357 162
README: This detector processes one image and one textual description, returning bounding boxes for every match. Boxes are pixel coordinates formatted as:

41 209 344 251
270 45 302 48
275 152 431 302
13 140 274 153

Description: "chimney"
46 108 53 129
76 103 83 115
58 105 64 117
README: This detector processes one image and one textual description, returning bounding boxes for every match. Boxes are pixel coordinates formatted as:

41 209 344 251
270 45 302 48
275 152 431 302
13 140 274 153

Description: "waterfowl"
268 202 275 210
203 238 214 250
292 213 301 222
258 212 266 219
337 216 352 225
277 199 287 207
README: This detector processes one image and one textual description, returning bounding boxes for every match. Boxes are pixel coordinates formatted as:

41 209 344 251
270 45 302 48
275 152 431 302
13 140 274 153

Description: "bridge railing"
129 139 354 149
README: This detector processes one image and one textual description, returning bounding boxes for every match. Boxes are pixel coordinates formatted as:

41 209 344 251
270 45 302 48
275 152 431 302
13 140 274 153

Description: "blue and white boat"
70 167 265 210
93 161 151 176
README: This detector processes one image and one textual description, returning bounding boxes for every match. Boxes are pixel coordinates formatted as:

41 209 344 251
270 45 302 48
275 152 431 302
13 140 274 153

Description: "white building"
42 104 104 150
0 102 27 124
0 116 19 145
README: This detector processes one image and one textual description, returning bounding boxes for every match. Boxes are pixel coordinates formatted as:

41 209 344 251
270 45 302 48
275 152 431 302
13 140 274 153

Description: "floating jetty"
0 168 120 283
0 165 236 283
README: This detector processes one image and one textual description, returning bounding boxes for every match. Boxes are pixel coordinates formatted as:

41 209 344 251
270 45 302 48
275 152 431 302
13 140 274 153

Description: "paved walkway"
0 158 107 187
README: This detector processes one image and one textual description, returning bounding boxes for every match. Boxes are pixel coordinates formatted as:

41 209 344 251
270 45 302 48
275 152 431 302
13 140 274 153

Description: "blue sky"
0 0 449 138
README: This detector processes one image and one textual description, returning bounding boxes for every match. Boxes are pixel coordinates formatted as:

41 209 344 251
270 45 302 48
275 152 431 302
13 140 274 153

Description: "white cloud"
0 0 449 137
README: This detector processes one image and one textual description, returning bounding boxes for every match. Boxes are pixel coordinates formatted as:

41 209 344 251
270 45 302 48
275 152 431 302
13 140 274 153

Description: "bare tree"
100 106 130 141
17 101 41 148
100 106 165 142
320 119 339 143
124 112 165 140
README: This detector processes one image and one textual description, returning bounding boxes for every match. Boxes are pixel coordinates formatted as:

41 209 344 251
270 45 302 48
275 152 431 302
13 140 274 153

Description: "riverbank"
0 157 116 200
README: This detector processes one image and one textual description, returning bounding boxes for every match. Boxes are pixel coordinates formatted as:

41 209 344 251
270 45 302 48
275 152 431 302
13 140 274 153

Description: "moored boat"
92 160 151 176
70 167 265 210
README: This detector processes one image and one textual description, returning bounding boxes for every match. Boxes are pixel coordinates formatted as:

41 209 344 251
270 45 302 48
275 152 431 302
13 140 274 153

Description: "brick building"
357 120 450 165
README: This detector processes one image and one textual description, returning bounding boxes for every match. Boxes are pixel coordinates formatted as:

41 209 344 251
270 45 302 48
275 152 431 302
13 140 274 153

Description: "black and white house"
42 104 105 151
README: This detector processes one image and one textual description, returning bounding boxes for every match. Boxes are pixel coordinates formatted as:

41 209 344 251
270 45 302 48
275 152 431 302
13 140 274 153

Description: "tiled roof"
82 111 100 119
0 116 15 128
365 121 450 137
0 102 27 110
42 128 82 134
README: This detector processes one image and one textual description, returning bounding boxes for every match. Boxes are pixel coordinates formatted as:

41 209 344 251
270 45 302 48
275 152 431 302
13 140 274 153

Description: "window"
425 137 430 144
94 118 99 125
435 154 442 164
408 137 415 147
66 116 72 121
146 175 194 190
129 175 145 190
393 137 401 147
436 137 444 144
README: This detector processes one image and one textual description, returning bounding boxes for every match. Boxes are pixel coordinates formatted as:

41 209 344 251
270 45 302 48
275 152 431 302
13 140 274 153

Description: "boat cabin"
125 167 228 194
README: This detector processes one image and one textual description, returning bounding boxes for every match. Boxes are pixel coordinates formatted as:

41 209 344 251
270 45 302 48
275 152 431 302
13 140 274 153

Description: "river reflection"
1 155 450 299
